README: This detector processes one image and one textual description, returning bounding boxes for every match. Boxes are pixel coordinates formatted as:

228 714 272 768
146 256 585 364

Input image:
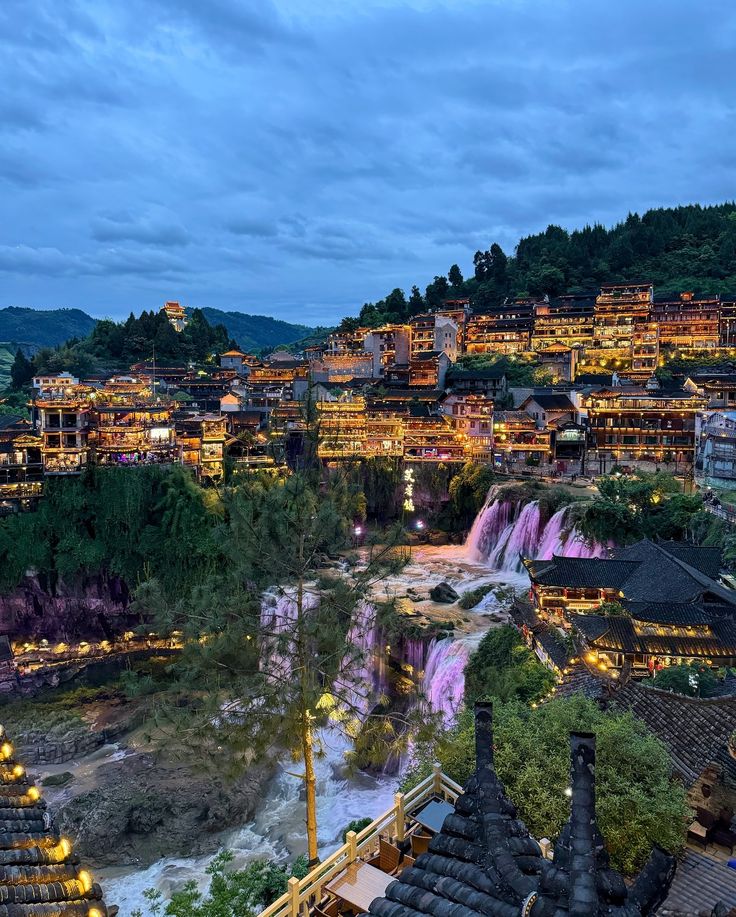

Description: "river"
84 487 600 914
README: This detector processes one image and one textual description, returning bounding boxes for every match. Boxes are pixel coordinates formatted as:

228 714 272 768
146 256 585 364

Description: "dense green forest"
0 307 97 348
345 202 736 328
200 307 316 351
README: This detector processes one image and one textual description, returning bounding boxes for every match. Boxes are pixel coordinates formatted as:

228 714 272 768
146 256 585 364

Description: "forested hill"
0 307 96 348
351 202 736 327
201 308 314 351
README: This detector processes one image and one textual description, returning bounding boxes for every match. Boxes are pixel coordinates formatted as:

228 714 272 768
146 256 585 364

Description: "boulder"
428 532 450 546
430 582 459 604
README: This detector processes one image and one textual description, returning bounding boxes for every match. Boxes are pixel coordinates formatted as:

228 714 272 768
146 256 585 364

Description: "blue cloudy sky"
1 0 735 326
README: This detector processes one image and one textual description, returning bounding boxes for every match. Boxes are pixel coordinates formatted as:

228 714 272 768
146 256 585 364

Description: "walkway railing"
258 766 463 917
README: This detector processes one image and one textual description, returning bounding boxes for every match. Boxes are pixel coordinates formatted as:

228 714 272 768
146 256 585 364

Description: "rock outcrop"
429 581 459 604
0 572 136 640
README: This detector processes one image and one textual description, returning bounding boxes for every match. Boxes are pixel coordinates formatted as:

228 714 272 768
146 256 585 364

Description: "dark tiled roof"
555 665 609 701
660 850 736 916
364 704 675 917
521 393 575 410
611 680 736 785
657 541 723 579
446 368 506 381
411 351 445 362
0 416 25 431
624 601 715 626
571 613 736 660
526 556 638 588
534 627 571 670
0 727 110 915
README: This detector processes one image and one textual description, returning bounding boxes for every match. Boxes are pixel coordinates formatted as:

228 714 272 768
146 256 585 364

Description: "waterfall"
466 493 606 571
421 638 470 726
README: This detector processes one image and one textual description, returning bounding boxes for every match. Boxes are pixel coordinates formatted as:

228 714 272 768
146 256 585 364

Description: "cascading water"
467 493 606 571
421 638 471 726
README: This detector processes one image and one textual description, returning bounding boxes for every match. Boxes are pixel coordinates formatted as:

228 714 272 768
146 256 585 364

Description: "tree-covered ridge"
0 307 97 348
347 202 736 327
200 307 316 351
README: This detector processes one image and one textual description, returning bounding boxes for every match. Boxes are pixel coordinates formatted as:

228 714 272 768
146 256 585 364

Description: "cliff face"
0 573 136 640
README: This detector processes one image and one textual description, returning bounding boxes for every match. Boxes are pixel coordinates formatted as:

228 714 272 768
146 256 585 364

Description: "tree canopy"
405 696 688 875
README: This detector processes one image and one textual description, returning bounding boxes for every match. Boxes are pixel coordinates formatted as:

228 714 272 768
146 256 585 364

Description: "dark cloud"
1 0 735 322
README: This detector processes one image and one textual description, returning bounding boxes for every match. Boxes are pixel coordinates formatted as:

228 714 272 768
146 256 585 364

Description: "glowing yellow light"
585 652 598 664
1 742 12 759
27 786 40 801
60 838 72 857
12 764 24 778
78 869 93 892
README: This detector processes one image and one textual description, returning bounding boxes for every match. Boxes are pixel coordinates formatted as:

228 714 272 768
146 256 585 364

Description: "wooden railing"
259 765 463 917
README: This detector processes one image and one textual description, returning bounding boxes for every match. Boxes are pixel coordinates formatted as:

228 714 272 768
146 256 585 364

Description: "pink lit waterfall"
466 495 606 571
421 638 470 726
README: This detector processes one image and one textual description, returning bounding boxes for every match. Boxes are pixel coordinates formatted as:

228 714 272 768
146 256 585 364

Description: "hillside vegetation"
0 307 96 348
348 202 736 327
201 307 315 351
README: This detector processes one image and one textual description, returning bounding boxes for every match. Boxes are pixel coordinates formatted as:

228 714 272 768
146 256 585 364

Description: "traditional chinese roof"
520 393 575 411
0 726 109 916
570 613 736 661
623 602 716 627
660 850 736 915
527 540 736 609
611 681 736 786
363 704 674 917
525 556 638 589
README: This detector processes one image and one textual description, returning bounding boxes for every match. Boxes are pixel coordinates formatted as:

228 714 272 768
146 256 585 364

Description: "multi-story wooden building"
684 371 736 409
590 282 653 369
402 413 466 462
465 299 535 354
364 410 404 457
163 300 187 332
525 540 736 676
583 384 706 469
175 413 227 480
442 394 494 461
629 319 660 380
651 292 720 352
34 385 93 474
531 293 595 350
492 411 551 466
92 378 178 467
317 398 367 459
0 419 43 513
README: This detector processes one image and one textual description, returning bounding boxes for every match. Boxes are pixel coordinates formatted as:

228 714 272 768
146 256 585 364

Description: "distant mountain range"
0 305 315 353
200 307 314 351
0 307 97 349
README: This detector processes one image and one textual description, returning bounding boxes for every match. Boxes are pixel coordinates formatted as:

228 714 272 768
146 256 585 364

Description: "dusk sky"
2 0 735 326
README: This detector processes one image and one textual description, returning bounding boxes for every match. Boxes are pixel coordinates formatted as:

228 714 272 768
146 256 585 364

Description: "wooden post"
394 792 406 843
433 762 442 797
347 830 357 863
288 876 300 917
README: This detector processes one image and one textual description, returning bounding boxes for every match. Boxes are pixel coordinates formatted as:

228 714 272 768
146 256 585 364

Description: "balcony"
258 769 461 917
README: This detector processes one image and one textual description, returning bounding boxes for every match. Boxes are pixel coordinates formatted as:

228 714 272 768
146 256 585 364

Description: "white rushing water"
96 485 602 915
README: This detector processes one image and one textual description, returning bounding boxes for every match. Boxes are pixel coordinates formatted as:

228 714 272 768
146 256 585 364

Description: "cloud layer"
1 0 735 324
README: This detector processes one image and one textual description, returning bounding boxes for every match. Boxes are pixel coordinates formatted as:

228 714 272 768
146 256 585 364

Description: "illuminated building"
465 299 535 354
629 319 660 380
321 352 375 382
364 324 410 375
590 282 653 369
651 292 720 351
684 371 736 408
492 410 552 466
35 384 93 474
364 409 404 457
220 349 248 371
525 540 736 675
325 328 369 355
92 378 178 467
443 394 493 461
162 299 188 332
408 351 451 388
402 413 466 462
534 342 578 383
532 293 595 350
583 385 706 470
0 420 43 513
175 413 227 480
445 366 508 399
317 398 367 459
